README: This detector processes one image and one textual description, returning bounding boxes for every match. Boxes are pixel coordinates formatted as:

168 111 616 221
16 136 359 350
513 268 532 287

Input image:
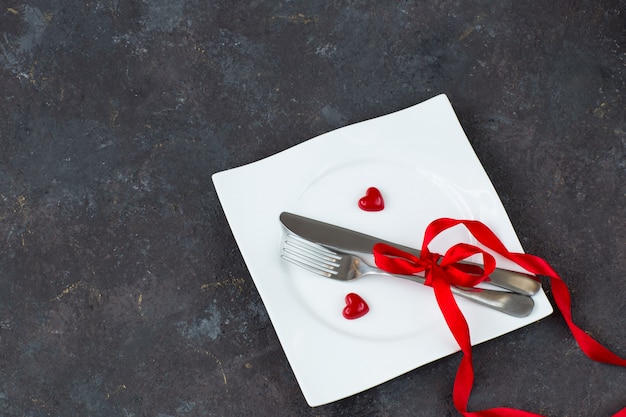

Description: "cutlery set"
279 211 541 317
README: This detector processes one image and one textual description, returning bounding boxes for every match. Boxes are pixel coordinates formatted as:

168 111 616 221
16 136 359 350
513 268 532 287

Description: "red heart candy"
342 292 370 320
358 187 384 211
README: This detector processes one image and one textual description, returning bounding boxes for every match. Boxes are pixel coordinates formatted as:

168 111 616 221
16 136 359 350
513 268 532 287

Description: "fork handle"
389 273 535 318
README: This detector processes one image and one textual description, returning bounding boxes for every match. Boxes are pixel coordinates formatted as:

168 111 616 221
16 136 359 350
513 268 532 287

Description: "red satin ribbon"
372 218 626 416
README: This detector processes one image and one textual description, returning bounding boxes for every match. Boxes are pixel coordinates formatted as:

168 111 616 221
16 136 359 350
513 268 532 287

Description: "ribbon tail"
613 407 626 417
431 278 473 413
553 277 626 366
463 409 546 417
433 279 546 417
505 253 626 366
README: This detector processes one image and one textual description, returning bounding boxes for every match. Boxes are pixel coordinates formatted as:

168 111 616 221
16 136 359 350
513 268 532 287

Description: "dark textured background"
1 1 625 416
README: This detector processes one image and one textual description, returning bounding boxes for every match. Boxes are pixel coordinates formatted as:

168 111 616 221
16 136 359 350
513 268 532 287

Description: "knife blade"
279 211 541 296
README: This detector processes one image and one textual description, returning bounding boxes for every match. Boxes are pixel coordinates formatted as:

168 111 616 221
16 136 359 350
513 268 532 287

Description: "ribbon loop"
372 243 430 276
373 239 495 289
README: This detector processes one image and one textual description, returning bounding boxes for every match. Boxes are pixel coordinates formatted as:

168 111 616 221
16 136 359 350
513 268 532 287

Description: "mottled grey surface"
1 1 625 416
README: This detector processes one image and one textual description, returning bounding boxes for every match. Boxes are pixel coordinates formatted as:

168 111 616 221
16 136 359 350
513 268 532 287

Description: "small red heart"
342 292 370 320
358 187 384 211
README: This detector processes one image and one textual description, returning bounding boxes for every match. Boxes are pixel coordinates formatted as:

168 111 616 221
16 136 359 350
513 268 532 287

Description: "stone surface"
1 1 624 416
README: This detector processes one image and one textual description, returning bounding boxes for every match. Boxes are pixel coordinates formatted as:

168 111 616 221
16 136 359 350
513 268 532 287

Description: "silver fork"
281 234 534 317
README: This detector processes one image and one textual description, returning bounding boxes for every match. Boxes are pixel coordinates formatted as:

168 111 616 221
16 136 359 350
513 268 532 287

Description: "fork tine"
281 234 342 277
284 234 340 262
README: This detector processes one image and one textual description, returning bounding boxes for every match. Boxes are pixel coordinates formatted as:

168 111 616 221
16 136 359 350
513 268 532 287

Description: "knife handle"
451 283 535 317
484 267 541 296
386 273 535 317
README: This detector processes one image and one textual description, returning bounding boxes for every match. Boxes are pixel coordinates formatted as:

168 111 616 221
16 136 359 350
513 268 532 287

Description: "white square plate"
212 94 552 406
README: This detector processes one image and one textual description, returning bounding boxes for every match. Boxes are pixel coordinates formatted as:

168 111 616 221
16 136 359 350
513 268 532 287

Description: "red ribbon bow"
372 218 626 417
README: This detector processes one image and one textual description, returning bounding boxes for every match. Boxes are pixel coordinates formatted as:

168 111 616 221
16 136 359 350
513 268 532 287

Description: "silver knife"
279 212 541 296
